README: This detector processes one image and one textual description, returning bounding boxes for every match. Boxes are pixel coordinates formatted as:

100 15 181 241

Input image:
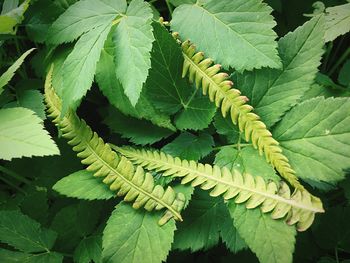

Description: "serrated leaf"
0 248 63 263
5 90 46 120
215 146 280 182
171 0 281 70
96 39 175 130
74 235 102 263
234 15 325 127
162 132 214 161
325 3 350 42
47 0 126 44
174 95 216 131
213 113 240 143
102 202 176 263
145 22 192 114
104 107 174 145
51 202 101 251
273 97 350 185
113 0 154 106
53 170 115 200
227 202 296 263
0 107 59 160
173 190 227 252
0 48 35 95
60 23 111 114
0 210 57 253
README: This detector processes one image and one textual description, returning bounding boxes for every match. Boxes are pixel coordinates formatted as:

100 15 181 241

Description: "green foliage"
53 170 115 200
273 97 350 186
102 202 176 263
171 0 281 70
0 107 59 160
1 1 350 262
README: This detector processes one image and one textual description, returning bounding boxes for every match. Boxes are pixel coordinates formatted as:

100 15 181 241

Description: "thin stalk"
165 0 173 16
0 174 26 194
213 143 251 151
328 47 350 76
0 165 31 185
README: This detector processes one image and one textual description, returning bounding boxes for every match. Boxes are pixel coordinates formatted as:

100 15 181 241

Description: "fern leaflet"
44 67 185 224
115 146 325 231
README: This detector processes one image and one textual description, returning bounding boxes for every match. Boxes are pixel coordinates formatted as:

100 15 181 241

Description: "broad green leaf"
47 0 126 44
113 0 154 106
0 210 57 253
96 34 175 130
171 0 281 70
53 170 114 200
213 113 240 143
145 22 192 114
0 48 35 95
173 190 228 252
74 235 102 263
61 23 111 114
273 97 350 185
104 107 174 145
219 211 247 254
102 202 176 263
20 190 48 224
0 248 63 263
215 146 280 182
162 132 214 161
0 107 59 160
51 202 101 251
228 202 296 263
174 95 216 131
0 0 29 34
5 90 46 120
235 15 325 127
169 0 195 7
325 3 350 42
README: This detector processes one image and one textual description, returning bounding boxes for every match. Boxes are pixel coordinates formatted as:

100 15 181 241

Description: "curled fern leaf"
115 146 325 231
177 37 301 190
44 68 185 224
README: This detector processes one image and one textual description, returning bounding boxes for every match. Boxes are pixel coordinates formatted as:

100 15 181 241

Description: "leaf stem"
0 174 26 193
0 165 31 185
165 0 173 16
335 247 339 263
328 46 350 76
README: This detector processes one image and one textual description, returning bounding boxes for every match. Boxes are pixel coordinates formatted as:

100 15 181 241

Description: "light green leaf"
1 0 19 14
96 34 175 130
169 0 195 7
228 202 296 263
174 95 216 131
325 3 350 42
74 235 102 263
0 0 29 34
235 15 325 127
145 22 192 114
53 170 114 200
113 0 154 106
162 132 214 161
0 248 63 263
0 107 59 161
171 0 281 70
0 48 35 95
5 90 46 120
173 190 228 252
102 202 176 263
61 23 111 114
47 0 126 44
273 97 350 185
0 210 57 253
104 107 174 145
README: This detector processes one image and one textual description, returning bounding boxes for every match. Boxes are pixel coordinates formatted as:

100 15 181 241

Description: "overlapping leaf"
171 0 281 70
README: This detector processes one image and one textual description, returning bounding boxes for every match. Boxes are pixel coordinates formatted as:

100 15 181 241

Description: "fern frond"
177 38 301 190
44 67 185 224
115 146 325 231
